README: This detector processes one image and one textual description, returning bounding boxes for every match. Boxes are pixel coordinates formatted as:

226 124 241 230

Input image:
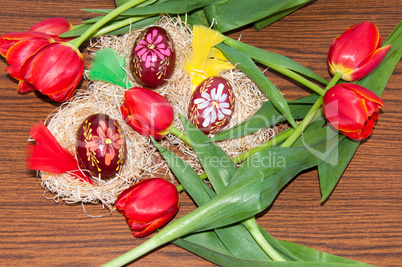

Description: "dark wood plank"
0 0 400 266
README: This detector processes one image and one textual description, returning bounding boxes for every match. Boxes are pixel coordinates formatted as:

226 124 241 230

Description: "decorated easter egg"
188 76 235 135
130 26 176 89
76 113 126 180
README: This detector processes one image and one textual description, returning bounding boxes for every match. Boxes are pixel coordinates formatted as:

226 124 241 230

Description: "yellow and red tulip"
322 83 384 140
327 21 391 81
120 87 174 139
29 17 73 42
115 178 180 237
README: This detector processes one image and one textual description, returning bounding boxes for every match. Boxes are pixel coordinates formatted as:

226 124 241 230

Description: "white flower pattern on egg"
188 76 235 135
194 83 232 128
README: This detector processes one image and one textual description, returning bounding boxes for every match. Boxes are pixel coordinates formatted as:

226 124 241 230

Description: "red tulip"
29 17 73 42
328 21 391 81
17 42 84 102
322 83 384 140
115 178 180 237
0 31 53 58
0 17 84 102
120 87 174 139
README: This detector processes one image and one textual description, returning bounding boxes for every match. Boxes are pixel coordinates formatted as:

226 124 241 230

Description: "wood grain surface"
0 0 400 266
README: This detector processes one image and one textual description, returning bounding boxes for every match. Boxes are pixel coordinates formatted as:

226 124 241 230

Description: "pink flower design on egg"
134 28 171 68
85 120 124 166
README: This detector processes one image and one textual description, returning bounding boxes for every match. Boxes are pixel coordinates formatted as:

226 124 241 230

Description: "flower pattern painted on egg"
130 26 176 89
85 120 125 166
188 76 235 135
134 28 172 68
194 83 232 128
77 114 126 180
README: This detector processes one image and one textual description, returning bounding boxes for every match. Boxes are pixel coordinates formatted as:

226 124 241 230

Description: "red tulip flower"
121 87 174 139
328 21 391 81
322 83 384 140
0 17 84 102
115 178 180 237
29 17 73 42
18 42 84 102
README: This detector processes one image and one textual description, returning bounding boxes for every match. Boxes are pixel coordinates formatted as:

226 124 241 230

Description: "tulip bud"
29 17 73 42
115 178 180 237
328 21 391 81
322 83 384 140
120 87 174 139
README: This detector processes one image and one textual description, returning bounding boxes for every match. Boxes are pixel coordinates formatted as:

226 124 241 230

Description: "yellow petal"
185 25 234 91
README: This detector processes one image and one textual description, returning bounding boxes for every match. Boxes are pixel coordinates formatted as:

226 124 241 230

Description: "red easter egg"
130 26 176 89
76 114 126 180
188 76 235 135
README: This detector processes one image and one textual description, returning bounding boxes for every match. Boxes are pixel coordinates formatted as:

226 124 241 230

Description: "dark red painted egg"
76 113 126 180
188 76 235 135
130 26 176 89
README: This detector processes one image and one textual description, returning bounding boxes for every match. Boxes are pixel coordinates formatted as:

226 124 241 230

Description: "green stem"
92 15 152 37
232 127 294 164
169 126 192 146
68 0 147 48
280 71 342 148
268 64 326 96
243 218 286 261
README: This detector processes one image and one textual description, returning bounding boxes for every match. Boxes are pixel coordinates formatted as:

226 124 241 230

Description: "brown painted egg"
76 113 126 180
188 76 235 135
130 26 176 89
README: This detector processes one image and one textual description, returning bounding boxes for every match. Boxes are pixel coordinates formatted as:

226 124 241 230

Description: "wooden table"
0 0 400 266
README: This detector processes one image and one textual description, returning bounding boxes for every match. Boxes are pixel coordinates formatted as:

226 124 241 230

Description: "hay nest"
39 16 279 211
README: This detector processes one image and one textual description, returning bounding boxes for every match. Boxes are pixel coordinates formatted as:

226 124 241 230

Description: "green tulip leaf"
114 0 157 8
223 37 328 86
275 239 373 266
180 114 236 192
203 0 313 33
217 43 298 129
151 137 274 260
174 232 371 266
318 21 402 202
83 0 228 17
253 4 305 30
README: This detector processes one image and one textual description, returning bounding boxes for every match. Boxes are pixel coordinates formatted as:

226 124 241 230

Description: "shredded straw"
39 16 279 212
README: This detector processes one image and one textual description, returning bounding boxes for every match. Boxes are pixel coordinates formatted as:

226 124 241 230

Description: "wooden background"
0 0 400 266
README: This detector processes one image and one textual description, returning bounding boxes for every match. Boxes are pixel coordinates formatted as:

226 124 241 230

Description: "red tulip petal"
327 22 386 81
17 81 36 93
123 180 178 222
323 86 368 133
5 37 52 80
122 87 174 139
29 17 73 39
21 42 83 102
0 32 53 57
350 44 391 81
343 83 384 107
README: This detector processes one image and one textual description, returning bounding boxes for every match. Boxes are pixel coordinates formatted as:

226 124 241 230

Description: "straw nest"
39 16 279 211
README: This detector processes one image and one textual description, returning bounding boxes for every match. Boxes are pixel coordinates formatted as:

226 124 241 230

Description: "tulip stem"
68 0 147 48
280 71 342 148
92 15 152 37
266 63 326 96
169 126 192 146
243 217 286 261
